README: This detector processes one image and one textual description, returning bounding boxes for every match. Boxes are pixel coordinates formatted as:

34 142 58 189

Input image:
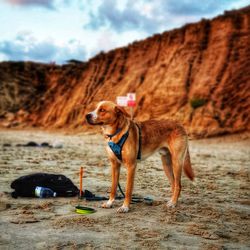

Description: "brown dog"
86 101 194 213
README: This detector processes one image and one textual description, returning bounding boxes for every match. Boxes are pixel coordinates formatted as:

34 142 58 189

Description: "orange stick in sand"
79 167 83 197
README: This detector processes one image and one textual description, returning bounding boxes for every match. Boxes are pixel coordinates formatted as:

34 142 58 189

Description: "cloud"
85 0 160 33
1 0 249 64
4 0 78 9
85 0 249 35
5 0 55 9
0 32 87 64
161 0 246 15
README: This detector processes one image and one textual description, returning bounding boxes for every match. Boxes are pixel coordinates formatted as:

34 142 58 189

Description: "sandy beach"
0 130 249 250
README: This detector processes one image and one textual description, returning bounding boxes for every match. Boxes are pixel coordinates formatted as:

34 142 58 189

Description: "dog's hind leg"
160 148 174 193
167 137 187 208
184 148 194 181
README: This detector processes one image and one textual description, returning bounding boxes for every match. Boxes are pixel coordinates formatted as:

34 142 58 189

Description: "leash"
118 182 125 197
78 186 152 204
118 182 153 204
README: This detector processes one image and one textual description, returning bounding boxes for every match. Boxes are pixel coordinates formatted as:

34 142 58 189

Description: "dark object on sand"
40 142 52 148
25 141 39 147
82 189 108 201
11 173 79 198
16 141 39 147
15 141 52 147
3 143 11 147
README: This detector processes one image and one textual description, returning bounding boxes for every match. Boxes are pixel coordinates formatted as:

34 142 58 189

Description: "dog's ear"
115 106 130 118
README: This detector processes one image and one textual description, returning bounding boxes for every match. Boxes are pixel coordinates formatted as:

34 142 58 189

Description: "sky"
0 0 248 64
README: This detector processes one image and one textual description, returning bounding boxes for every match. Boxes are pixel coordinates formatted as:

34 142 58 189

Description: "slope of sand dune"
0 130 249 249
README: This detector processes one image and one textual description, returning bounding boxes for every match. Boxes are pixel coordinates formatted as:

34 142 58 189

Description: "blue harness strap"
108 130 129 161
136 123 141 160
108 123 142 161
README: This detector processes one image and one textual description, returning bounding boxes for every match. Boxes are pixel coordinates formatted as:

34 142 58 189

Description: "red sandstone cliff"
0 7 249 137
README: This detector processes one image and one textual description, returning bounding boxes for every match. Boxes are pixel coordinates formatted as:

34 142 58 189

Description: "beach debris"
52 141 63 148
15 141 63 148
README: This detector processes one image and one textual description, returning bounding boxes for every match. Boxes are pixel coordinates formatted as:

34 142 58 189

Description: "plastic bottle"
35 186 56 198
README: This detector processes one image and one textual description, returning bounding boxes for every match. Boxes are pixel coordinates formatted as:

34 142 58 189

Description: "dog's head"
85 101 130 126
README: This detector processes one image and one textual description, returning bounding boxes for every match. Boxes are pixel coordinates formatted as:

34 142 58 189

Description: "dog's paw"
102 200 113 208
117 205 129 213
166 200 177 208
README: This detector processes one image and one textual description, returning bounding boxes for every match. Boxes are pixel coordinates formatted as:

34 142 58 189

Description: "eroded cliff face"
0 7 249 137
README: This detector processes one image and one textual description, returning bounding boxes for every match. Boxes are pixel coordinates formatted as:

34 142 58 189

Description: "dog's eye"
100 108 106 113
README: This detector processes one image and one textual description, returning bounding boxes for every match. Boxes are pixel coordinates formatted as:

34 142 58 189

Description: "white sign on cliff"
116 96 128 107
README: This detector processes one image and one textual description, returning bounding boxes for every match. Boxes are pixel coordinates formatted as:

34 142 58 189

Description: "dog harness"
106 124 141 161
135 123 141 160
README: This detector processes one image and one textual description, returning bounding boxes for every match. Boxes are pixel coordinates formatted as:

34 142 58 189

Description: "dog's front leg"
102 158 120 209
117 163 136 213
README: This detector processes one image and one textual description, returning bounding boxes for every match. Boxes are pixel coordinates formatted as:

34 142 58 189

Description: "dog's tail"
184 148 194 181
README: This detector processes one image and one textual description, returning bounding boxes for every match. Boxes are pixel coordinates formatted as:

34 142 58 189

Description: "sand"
0 129 249 250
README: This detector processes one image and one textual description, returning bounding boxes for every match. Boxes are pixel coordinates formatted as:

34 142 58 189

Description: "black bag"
11 173 79 198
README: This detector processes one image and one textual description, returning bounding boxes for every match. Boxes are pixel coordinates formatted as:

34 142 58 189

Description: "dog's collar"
105 127 122 139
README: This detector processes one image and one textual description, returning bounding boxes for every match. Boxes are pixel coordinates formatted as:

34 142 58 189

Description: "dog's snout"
86 112 97 125
86 110 102 125
85 113 92 121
